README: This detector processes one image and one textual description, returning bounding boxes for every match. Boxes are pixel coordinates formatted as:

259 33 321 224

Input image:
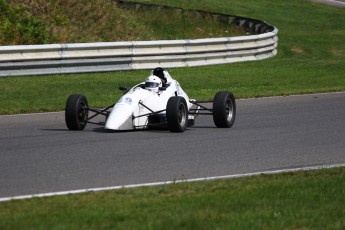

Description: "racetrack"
1 93 345 199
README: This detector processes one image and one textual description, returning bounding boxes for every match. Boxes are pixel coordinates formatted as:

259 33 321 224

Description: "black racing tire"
213 91 236 128
65 94 89 130
166 96 188 132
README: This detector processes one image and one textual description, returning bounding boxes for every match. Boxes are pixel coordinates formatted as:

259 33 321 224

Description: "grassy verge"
132 6 245 40
0 167 344 229
0 51 344 115
1 0 243 44
0 57 344 114
0 0 344 114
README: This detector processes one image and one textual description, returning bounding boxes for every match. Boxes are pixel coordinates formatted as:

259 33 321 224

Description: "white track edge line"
1 163 344 203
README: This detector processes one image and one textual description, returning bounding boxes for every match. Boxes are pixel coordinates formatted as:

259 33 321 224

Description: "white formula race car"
65 67 236 132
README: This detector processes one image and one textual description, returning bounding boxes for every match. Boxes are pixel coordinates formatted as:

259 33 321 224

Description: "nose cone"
105 104 133 130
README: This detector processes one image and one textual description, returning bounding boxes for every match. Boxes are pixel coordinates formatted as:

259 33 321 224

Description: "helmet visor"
145 82 160 88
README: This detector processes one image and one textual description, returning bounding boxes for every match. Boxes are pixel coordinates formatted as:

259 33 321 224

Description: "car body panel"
105 79 191 131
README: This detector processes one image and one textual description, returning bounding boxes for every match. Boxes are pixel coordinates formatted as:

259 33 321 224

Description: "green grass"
133 7 245 40
1 167 344 229
0 0 243 44
0 0 49 44
0 0 344 114
0 0 154 44
0 57 344 114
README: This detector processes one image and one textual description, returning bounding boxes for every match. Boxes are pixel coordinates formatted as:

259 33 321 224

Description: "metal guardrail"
0 1 278 77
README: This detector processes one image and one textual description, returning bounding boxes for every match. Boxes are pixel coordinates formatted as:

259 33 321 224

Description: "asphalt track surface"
1 93 345 199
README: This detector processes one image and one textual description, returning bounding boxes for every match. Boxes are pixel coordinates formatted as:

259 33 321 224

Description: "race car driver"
145 75 162 93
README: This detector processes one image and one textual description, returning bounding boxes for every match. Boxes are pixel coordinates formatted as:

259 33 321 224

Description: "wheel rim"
78 102 88 125
225 97 234 122
178 103 187 126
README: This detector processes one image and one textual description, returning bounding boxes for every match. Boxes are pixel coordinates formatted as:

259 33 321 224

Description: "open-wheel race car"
65 67 236 132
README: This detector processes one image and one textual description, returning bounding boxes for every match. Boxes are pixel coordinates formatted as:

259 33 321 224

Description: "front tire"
65 94 89 130
166 96 188 132
213 91 236 128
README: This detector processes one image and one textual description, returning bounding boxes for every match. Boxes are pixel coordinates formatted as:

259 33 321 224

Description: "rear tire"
65 94 89 130
213 91 236 128
166 97 188 132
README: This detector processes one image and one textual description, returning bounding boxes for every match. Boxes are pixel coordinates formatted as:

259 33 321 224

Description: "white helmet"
145 75 162 93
